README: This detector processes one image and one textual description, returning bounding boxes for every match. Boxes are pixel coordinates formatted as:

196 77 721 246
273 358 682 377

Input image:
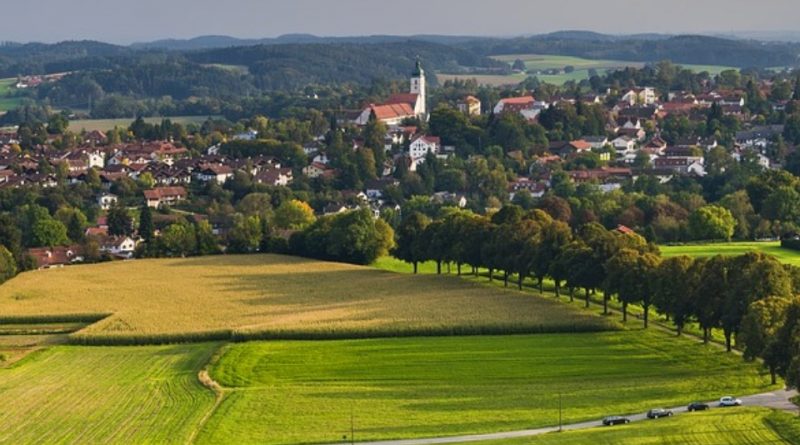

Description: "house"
612 136 636 153
735 125 784 149
303 162 333 179
457 95 481 116
98 236 137 259
323 203 349 215
195 164 233 184
409 135 441 159
233 129 259 141
621 87 656 105
254 168 293 186
97 193 118 210
431 191 467 208
26 246 84 269
493 96 540 120
549 140 592 158
654 157 706 176
582 136 609 149
144 186 188 208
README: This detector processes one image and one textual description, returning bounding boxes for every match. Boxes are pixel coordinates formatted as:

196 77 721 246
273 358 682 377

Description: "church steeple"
410 56 426 117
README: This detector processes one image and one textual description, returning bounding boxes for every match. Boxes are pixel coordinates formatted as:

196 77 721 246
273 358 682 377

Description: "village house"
97 193 118 210
409 135 441 160
26 246 84 269
98 235 138 259
303 162 334 179
493 96 540 120
144 186 188 208
195 164 233 184
457 95 481 116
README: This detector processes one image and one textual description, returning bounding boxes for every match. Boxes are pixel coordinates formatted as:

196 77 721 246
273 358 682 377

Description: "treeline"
460 34 800 68
393 204 800 385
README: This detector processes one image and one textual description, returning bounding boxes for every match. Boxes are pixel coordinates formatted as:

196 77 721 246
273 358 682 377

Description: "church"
355 58 427 126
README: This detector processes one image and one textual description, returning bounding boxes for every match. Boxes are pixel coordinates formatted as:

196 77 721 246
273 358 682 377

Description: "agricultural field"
661 241 800 266
197 330 775 444
0 254 615 343
440 54 734 86
0 77 24 112
475 408 800 445
0 344 216 444
67 115 219 133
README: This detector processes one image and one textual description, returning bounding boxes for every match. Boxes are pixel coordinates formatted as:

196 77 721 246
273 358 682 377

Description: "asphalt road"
327 389 798 445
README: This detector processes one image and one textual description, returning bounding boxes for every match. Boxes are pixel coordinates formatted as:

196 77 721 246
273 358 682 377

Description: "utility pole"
558 393 562 432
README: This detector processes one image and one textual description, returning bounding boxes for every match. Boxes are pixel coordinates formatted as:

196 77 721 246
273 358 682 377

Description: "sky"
3 0 799 44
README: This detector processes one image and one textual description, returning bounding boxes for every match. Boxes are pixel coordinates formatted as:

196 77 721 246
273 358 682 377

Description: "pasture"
660 241 800 266
67 115 219 133
440 54 734 86
197 330 775 444
0 254 615 343
0 344 216 444
476 408 800 444
0 78 24 112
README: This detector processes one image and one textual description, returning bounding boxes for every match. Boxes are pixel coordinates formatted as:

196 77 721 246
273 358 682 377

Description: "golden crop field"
0 255 616 343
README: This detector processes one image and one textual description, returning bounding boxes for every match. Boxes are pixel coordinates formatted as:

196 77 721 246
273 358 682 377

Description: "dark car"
687 402 709 411
646 408 673 419
602 416 630 426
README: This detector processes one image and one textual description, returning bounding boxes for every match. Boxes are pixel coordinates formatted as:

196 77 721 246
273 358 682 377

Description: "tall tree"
392 212 431 274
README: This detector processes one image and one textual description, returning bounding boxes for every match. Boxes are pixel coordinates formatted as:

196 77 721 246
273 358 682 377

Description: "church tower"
410 57 426 117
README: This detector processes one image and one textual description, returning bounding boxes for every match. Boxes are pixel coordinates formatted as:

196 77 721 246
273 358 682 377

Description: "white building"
409 135 441 160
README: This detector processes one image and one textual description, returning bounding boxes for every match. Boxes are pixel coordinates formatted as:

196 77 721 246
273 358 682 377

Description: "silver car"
718 396 742 407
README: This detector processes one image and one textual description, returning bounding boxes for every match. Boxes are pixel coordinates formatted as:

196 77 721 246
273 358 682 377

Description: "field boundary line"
187 343 229 445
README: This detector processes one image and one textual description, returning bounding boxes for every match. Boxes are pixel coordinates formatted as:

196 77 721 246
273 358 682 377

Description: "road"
327 389 798 445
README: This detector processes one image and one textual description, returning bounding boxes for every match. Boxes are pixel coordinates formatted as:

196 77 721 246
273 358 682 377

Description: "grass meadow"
439 54 734 86
197 330 775 444
661 241 800 266
0 344 217 444
67 115 219 133
475 408 800 445
0 254 616 344
0 78 24 112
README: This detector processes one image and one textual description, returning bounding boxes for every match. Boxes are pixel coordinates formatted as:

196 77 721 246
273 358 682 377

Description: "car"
687 402 709 412
602 416 631 426
718 396 743 407
646 408 673 419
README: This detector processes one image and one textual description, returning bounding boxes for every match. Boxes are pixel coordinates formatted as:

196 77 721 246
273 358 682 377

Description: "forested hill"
186 41 506 89
459 34 800 68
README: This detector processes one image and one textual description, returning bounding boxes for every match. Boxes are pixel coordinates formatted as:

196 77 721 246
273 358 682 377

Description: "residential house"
457 95 481 116
26 246 84 269
195 164 233 184
144 186 188 208
409 135 441 160
97 193 118 210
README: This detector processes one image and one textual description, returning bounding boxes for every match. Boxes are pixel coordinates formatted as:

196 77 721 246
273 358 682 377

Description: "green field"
0 254 615 343
440 54 735 86
0 344 216 444
661 241 800 266
0 78 24 112
476 408 800 444
67 115 220 132
196 330 775 444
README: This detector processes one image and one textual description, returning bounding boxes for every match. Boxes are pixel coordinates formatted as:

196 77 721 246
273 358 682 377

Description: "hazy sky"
3 0 799 44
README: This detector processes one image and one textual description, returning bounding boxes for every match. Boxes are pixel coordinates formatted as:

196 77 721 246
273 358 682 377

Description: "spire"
412 56 423 77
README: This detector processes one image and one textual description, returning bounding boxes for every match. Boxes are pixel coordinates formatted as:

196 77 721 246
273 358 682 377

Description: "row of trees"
393 204 800 385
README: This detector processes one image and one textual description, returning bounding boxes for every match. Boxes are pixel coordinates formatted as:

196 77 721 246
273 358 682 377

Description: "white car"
718 396 742 407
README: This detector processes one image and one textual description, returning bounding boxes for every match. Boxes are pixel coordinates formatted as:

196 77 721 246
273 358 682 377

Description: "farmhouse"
26 246 84 269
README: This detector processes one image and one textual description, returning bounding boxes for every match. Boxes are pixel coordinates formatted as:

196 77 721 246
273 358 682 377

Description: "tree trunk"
538 277 543 294
585 288 590 308
603 296 609 316
555 280 561 297
622 302 628 322
457 263 462 276
413 261 418 274
770 366 777 385
488 267 493 282
643 304 649 328
703 328 709 344
436 260 441 275
503 271 509 287
724 330 732 352
518 274 524 290
676 323 683 336
569 287 574 302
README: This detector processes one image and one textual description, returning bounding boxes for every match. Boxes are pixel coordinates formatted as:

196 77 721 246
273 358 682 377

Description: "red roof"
144 186 187 200
501 96 535 105
371 103 415 121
